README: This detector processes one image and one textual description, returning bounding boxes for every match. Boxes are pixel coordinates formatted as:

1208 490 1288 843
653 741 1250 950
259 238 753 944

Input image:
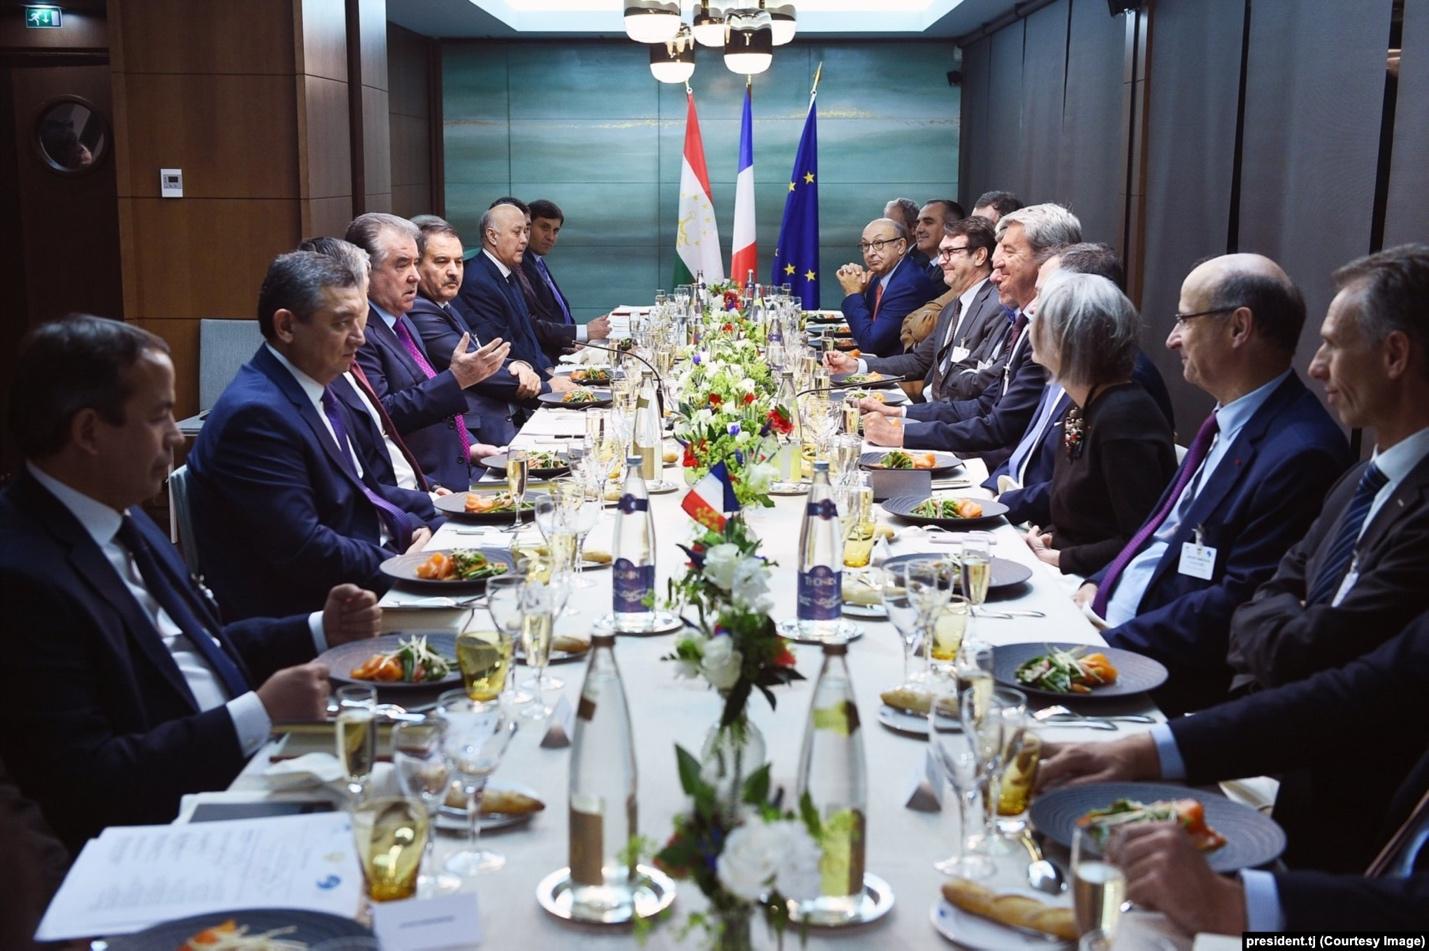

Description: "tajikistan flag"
730 83 756 284
673 89 724 286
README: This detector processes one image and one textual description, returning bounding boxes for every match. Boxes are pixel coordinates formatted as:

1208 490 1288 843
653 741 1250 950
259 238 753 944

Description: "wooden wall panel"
358 0 389 91
298 0 349 82
299 74 353 199
117 73 298 199
302 196 356 238
361 85 392 196
120 198 301 318
136 317 201 417
111 0 295 75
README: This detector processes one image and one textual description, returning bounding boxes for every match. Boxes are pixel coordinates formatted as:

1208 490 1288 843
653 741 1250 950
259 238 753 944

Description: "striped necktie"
1306 462 1389 605
392 316 472 463
534 257 574 325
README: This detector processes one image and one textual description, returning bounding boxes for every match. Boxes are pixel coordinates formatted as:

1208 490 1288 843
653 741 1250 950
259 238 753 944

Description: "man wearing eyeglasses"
1078 252 1350 715
836 217 947 357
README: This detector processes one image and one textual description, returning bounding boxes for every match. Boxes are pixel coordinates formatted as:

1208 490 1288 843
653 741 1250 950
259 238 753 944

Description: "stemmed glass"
926 669 995 879
880 563 927 688
905 558 956 674
506 449 530 532
556 480 601 589
533 491 560 542
436 692 516 876
961 685 1028 857
335 684 377 804
829 433 862 486
520 573 571 716
959 537 992 634
485 575 532 706
391 719 460 895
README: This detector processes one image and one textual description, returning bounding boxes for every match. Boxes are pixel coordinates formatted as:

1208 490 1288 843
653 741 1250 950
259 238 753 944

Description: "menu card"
36 812 361 941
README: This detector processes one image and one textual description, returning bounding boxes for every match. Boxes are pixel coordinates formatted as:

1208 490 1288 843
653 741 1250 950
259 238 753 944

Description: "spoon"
1020 833 1066 896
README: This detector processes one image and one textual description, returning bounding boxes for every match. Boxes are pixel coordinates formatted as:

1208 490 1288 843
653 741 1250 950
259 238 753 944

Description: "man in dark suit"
825 216 1002 402
409 215 559 447
1038 611 1429 929
859 204 1084 468
912 199 964 282
835 217 946 357
189 252 441 618
345 213 509 491
521 198 613 341
1077 253 1351 714
458 203 568 374
0 315 380 851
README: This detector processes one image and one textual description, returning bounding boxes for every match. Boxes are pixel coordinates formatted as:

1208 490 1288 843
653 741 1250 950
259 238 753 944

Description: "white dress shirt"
1104 369 1292 626
342 370 419 491
1331 425 1429 605
27 464 326 755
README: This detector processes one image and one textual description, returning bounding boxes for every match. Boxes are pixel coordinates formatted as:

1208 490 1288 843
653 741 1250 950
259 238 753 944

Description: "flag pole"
810 61 823 99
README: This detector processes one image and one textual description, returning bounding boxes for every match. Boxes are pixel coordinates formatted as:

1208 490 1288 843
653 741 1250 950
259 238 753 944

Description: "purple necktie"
1092 411 1220 618
321 387 416 550
392 317 472 462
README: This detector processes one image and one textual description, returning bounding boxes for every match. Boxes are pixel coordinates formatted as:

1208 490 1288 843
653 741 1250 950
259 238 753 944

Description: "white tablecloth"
229 409 1193 949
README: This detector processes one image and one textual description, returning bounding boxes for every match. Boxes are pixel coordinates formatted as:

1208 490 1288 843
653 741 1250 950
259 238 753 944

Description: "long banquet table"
220 405 1194 949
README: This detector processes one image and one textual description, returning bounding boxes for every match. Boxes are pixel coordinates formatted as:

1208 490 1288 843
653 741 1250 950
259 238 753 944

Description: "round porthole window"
35 96 109 174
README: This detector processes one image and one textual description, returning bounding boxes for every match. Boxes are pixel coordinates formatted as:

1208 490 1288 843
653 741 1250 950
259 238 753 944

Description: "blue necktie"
1007 385 1067 484
321 388 417 550
116 516 250 699
1306 462 1389 605
535 257 574 325
505 272 547 367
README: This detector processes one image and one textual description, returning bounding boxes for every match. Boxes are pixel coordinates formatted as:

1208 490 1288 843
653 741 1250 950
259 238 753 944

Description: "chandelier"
632 0 797 81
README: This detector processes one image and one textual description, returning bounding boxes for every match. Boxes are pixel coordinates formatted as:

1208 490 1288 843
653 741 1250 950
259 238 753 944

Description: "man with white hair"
861 203 1080 466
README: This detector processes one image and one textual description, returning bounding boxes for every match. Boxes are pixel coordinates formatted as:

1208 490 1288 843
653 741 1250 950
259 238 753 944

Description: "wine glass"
562 479 603 589
390 719 459 895
335 684 377 804
506 449 530 532
905 558 956 658
961 685 1027 857
1072 826 1127 948
436 692 516 876
533 491 561 542
880 562 928 688
485 575 532 706
829 433 862 486
519 576 561 717
925 669 995 879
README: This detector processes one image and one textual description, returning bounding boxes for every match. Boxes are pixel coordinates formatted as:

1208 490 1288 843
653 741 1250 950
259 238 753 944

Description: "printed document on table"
36 811 361 940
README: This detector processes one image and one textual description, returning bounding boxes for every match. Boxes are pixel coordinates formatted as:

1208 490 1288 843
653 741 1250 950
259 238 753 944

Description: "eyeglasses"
938 246 972 260
1171 306 1244 326
858 237 904 254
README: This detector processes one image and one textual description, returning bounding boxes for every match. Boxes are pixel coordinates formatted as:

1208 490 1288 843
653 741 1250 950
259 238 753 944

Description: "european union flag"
771 95 819 310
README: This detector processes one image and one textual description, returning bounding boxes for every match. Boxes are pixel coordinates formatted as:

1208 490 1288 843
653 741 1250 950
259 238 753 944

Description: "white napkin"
261 752 344 791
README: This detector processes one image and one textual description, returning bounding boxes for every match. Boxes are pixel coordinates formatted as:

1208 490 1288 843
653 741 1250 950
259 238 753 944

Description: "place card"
904 748 944 812
372 891 482 950
540 694 575 748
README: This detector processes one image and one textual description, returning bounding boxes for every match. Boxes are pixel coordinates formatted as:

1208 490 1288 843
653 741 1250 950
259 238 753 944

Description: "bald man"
837 217 946 357
1074 253 1350 714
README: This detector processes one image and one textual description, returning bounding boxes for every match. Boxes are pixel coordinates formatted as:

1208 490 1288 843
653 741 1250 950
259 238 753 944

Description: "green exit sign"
25 6 63 29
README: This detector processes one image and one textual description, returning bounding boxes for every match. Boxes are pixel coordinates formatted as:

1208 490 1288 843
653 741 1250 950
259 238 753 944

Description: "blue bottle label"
806 499 838 520
612 557 654 614
798 564 842 621
617 494 649 514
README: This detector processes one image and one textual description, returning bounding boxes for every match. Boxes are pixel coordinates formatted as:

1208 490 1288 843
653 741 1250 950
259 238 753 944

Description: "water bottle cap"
626 455 642 465
813 460 829 472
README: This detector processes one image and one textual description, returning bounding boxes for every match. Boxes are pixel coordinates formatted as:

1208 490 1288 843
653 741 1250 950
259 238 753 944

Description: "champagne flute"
391 719 458 895
506 449 530 532
585 410 607 463
1072 826 1127 947
485 575 532 705
961 685 1027 857
905 558 956 683
840 482 876 569
351 796 430 903
533 491 560 542
830 433 861 486
926 669 995 879
437 692 516 876
335 684 377 804
519 578 556 719
960 537 992 606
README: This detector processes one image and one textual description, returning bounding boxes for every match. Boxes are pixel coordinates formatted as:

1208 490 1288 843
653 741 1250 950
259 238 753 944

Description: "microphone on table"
573 340 665 417
796 374 911 399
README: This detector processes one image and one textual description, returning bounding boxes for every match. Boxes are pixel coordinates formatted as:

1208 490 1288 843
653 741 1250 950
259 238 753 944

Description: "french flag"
730 83 756 284
681 461 740 532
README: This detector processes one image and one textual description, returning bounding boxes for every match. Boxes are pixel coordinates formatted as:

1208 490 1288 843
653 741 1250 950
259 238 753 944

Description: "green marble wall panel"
442 39 959 311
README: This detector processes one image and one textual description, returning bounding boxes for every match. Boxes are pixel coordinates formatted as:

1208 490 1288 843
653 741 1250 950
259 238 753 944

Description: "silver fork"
1034 704 1156 725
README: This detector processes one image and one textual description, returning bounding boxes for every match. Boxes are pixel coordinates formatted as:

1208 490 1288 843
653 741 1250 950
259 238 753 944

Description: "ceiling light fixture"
723 9 772 75
765 1 796 45
692 1 726 47
650 25 697 83
624 0 682 43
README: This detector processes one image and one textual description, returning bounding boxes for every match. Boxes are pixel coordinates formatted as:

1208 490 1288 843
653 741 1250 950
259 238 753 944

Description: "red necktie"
871 281 885 322
348 361 430 492
392 317 473 462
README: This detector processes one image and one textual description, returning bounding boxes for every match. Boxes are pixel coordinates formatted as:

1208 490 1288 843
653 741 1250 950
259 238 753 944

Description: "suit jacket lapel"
16 474 199 709
1359 455 1429 555
252 346 371 496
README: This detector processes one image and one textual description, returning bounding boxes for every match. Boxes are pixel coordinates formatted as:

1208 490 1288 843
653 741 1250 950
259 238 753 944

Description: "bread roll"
940 878 1077 941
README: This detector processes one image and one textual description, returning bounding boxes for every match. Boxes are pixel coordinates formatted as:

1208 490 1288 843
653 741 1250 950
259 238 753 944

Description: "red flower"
773 643 797 667
722 322 735 333
767 407 793 435
708 393 722 407
682 443 698 467
742 392 755 405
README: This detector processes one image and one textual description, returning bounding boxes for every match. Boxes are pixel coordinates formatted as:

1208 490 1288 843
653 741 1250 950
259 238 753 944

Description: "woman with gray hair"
1022 272 1176 575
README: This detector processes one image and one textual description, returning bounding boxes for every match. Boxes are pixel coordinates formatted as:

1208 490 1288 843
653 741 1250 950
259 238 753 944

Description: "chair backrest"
198 319 263 411
167 465 200 575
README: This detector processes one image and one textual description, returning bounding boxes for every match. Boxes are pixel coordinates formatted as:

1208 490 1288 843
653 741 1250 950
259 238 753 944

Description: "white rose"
672 633 705 680
716 822 780 902
700 635 743 691
744 461 777 495
769 821 822 900
730 557 772 612
702 543 740 590
741 377 757 393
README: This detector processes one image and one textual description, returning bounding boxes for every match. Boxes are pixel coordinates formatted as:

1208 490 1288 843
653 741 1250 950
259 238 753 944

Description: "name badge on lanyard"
1179 527 1217 581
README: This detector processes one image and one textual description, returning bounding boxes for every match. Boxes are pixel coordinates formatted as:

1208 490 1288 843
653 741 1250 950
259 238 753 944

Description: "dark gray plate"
882 494 1009 528
1028 781 1286 872
993 642 1167 699
538 388 612 408
435 491 537 522
859 450 963 477
104 909 373 950
880 552 1033 591
320 631 462 694
379 548 515 591
478 451 569 479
